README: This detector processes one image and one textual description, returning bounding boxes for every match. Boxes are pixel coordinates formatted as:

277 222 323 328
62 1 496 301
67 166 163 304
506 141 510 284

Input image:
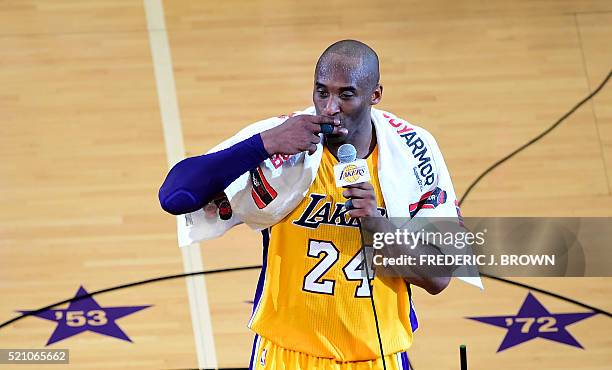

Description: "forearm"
364 217 452 294
158 133 270 215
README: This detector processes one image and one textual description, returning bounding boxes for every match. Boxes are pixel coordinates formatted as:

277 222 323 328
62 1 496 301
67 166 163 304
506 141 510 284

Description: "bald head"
315 40 380 92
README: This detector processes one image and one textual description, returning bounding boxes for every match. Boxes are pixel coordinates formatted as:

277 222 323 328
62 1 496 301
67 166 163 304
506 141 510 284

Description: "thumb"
307 144 317 155
332 126 349 136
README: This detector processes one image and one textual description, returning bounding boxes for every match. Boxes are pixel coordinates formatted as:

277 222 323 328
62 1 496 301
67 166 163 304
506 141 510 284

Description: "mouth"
321 114 342 123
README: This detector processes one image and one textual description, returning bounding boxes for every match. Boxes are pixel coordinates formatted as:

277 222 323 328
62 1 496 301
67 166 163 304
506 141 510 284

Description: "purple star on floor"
467 292 597 352
19 286 151 346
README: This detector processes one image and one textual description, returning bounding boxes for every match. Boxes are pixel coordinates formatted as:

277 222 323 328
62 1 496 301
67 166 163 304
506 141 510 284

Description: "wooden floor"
1 0 610 369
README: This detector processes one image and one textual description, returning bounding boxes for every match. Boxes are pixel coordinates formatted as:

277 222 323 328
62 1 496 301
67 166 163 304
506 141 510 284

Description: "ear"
371 84 383 105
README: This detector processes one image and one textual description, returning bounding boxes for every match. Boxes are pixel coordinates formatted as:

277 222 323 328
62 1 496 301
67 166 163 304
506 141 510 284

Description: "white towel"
177 107 483 289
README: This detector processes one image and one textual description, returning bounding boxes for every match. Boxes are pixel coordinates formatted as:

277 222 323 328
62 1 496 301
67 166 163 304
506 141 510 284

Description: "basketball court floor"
1 1 610 369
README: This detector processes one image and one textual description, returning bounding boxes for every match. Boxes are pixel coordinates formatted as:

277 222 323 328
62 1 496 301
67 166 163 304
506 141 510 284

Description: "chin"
325 134 346 144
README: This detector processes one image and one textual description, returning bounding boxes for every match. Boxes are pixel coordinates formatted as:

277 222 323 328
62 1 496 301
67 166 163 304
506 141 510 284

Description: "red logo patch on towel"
251 166 278 209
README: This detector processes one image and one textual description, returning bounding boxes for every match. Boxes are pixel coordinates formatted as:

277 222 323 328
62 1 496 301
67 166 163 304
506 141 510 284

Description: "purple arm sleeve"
159 133 270 215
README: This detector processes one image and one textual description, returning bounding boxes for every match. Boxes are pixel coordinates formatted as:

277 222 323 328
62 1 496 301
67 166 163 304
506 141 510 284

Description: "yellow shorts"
249 335 411 370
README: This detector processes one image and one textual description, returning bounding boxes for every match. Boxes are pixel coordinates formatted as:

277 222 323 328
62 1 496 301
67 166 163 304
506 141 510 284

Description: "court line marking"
143 1 218 368
573 13 611 195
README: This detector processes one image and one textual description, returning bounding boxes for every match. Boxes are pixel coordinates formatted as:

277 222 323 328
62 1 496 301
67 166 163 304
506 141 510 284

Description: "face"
313 56 382 141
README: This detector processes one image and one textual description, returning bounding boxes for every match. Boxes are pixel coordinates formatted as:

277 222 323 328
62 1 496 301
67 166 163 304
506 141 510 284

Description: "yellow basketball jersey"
249 145 417 362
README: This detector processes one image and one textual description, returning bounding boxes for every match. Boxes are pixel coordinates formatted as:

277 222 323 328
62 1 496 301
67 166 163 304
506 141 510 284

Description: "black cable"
2 266 609 364
2 72 610 369
359 230 387 370
231 70 611 370
459 69 611 206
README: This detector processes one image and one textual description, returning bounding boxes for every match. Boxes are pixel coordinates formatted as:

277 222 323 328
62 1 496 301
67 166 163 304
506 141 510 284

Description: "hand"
260 115 348 156
342 182 380 219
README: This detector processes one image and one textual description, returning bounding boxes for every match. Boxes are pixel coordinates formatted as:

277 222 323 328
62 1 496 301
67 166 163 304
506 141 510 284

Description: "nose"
322 96 340 117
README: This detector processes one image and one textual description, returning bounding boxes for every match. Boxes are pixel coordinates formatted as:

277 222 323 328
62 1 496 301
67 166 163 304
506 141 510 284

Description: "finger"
310 115 341 125
343 188 360 199
345 182 374 190
343 187 374 199
347 198 367 210
348 209 366 219
313 123 348 136
310 135 321 145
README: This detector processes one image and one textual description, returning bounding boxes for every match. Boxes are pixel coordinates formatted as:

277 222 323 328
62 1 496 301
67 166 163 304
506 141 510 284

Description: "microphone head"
338 143 357 163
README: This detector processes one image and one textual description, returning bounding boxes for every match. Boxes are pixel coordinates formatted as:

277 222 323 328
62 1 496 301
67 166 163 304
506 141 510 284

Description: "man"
160 40 459 370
